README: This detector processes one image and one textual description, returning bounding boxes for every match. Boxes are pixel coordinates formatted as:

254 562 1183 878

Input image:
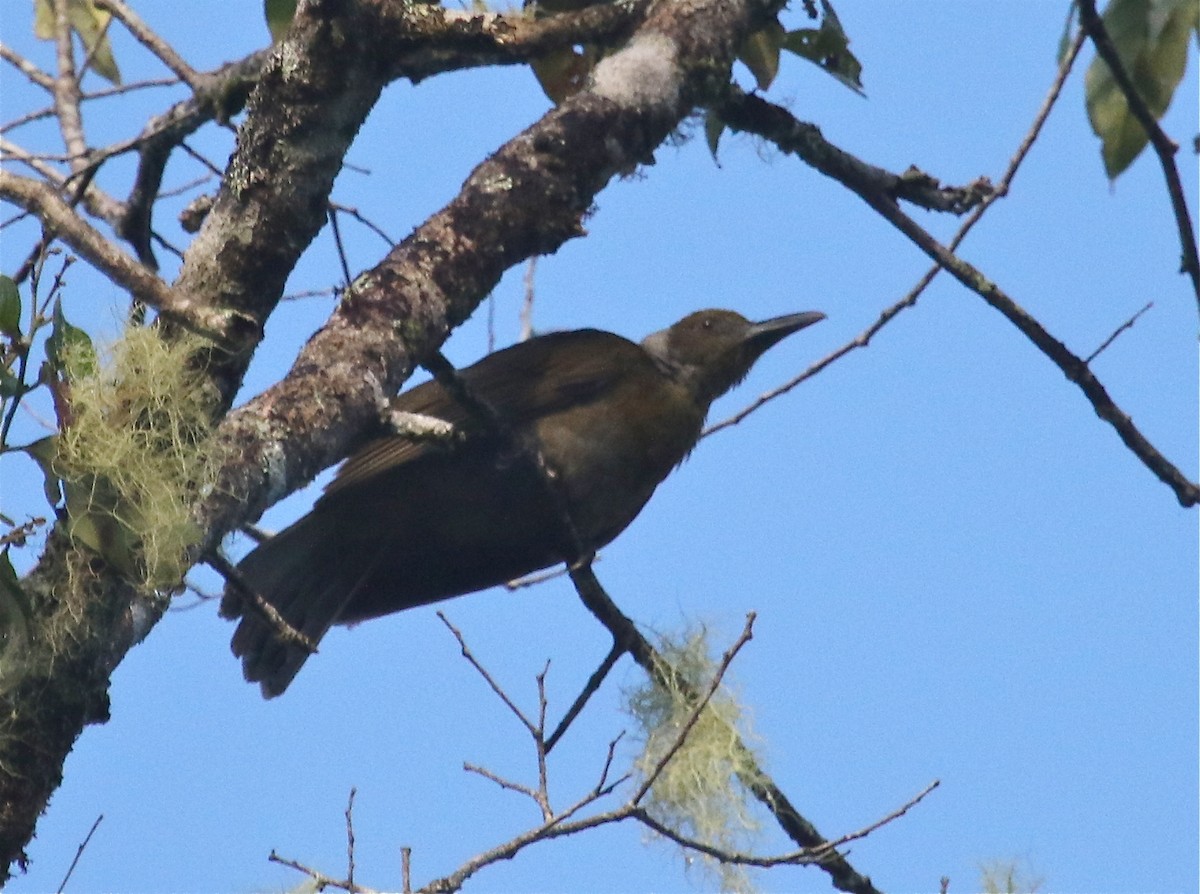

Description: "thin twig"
521 256 537 342
0 42 56 91
534 662 551 817
329 202 396 248
1086 301 1154 363
207 551 319 654
384 408 462 444
0 73 180 136
706 28 1086 438
329 206 353 289
269 849 383 894
54 814 103 894
463 762 543 802
93 0 200 86
544 639 623 754
632 778 940 869
437 611 538 735
345 787 357 891
505 559 589 591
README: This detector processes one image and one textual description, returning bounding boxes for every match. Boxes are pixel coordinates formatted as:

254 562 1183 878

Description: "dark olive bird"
221 308 824 697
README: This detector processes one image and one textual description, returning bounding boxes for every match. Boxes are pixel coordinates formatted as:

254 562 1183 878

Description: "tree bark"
0 0 779 877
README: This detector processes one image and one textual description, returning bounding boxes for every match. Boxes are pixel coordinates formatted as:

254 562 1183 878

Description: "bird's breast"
532 379 704 547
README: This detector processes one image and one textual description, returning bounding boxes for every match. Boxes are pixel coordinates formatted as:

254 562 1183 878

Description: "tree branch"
706 29 1087 436
716 86 994 215
712 89 1198 508
0 42 56 91
863 186 1199 508
1 0 785 879
567 564 884 894
50 0 87 169
0 170 226 334
93 0 200 87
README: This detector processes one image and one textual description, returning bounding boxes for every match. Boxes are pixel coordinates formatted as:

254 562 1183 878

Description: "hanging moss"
54 325 225 592
626 627 767 893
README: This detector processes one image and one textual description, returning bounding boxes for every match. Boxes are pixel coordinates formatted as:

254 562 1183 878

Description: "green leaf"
704 110 726 162
32 0 54 39
24 436 63 507
45 300 96 380
264 0 298 43
34 0 121 85
1084 0 1197 178
63 473 139 578
0 367 23 400
782 0 865 95
68 0 121 85
0 548 32 653
738 21 785 91
0 276 20 337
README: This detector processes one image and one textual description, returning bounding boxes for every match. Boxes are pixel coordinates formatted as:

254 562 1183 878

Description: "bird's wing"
323 330 643 497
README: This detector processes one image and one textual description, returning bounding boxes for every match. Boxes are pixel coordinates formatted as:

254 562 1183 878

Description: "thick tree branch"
377 2 651 83
1 0 784 879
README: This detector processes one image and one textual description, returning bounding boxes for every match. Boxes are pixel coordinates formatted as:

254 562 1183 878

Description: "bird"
221 308 824 697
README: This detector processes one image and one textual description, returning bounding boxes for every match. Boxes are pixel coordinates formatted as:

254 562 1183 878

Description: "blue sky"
2 2 1197 892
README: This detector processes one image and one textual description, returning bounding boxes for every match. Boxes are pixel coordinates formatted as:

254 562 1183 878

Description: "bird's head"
641 309 825 407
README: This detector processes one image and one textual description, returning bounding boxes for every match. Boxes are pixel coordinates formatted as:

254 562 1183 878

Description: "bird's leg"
419 352 630 753
422 350 589 564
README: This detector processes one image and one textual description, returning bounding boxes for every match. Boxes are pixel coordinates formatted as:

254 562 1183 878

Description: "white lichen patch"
591 32 680 109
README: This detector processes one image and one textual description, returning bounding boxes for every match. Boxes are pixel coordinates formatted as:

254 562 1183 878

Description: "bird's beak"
746 311 825 349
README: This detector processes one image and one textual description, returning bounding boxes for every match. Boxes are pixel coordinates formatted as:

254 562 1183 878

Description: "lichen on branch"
54 325 225 591
626 627 767 892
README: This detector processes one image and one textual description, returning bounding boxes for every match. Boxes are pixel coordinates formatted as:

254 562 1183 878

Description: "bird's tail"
219 515 360 698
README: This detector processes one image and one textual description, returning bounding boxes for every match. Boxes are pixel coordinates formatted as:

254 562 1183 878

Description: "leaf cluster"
1083 0 1198 177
